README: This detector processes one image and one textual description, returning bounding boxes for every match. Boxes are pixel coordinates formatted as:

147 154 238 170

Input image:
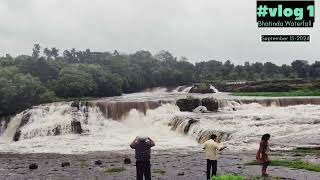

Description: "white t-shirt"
203 139 222 160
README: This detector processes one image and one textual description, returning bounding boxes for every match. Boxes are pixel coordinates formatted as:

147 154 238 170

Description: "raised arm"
147 137 155 147
130 138 138 149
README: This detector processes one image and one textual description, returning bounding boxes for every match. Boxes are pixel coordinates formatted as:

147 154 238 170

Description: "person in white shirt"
203 134 227 179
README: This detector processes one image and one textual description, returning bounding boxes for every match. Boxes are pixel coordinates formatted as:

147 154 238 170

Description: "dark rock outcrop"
189 84 215 94
196 130 231 144
176 98 200 112
169 116 199 134
61 162 70 167
0 116 11 135
71 101 80 109
13 130 21 141
124 158 131 164
201 98 219 111
52 125 62 136
94 160 102 166
29 163 38 170
71 121 83 134
20 111 32 128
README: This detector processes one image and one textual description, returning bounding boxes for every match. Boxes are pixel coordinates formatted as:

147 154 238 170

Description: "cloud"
0 0 318 65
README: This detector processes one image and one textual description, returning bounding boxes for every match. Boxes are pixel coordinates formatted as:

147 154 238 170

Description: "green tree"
32 44 41 58
54 65 97 97
0 67 53 116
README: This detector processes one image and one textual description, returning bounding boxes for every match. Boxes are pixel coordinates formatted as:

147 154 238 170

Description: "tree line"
0 44 319 116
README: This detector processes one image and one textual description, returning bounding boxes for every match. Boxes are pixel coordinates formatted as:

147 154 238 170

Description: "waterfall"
209 85 219 93
0 100 174 143
0 94 320 154
168 116 232 143
182 87 192 93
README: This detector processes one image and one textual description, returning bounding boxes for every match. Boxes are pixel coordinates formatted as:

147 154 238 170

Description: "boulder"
20 111 32 128
124 158 131 164
176 98 200 112
169 116 199 134
193 106 208 113
13 130 21 141
184 119 199 134
71 101 80 108
94 160 102 166
189 84 215 94
61 162 70 167
52 125 62 136
29 163 38 170
201 98 219 111
196 130 231 144
71 121 83 134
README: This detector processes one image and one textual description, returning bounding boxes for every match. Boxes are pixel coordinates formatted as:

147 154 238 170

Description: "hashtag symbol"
257 5 268 17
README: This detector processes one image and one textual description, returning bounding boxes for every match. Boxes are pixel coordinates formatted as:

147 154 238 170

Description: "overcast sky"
0 0 319 64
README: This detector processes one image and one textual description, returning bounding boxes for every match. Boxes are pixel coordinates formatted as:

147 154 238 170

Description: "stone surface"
124 158 131 164
189 84 215 94
176 98 200 112
0 150 318 180
71 121 83 134
29 163 38 170
61 162 70 167
94 160 102 166
13 130 21 141
201 98 219 111
52 125 61 136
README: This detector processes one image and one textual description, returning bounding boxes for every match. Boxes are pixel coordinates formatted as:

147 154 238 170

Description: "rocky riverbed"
0 150 319 180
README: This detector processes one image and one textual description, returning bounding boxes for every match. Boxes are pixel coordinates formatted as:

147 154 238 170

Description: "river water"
0 87 319 154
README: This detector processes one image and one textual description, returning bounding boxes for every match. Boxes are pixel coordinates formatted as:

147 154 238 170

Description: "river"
0 86 319 154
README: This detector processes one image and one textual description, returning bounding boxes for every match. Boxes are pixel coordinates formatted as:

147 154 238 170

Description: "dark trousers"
136 161 151 180
206 159 217 179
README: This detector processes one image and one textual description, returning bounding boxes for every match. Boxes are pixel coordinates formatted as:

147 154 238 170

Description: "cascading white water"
209 85 219 93
182 87 192 93
0 91 319 154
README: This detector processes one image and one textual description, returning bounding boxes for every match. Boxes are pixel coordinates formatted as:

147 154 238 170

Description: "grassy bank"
233 90 320 97
288 147 320 156
246 159 320 172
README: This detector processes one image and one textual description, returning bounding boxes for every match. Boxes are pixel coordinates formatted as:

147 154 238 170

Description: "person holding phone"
203 134 227 179
130 136 155 180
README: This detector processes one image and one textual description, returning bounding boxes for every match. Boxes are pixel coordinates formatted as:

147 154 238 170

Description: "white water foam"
0 96 319 154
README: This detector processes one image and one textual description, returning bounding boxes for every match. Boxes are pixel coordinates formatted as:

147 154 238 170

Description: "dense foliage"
0 44 320 115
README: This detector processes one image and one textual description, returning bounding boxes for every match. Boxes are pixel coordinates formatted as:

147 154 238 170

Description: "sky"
0 0 319 65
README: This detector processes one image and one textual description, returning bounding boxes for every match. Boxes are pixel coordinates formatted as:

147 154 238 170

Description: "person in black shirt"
130 136 155 180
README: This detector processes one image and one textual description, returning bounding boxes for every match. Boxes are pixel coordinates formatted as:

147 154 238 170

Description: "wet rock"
29 163 38 170
313 120 320 124
193 106 208 113
196 130 231 144
184 119 199 134
0 116 11 135
52 125 62 136
71 101 80 109
124 158 131 164
169 116 199 134
71 121 83 134
61 162 70 167
94 160 102 166
20 111 32 128
201 98 219 111
189 84 214 94
176 98 200 112
13 130 21 141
